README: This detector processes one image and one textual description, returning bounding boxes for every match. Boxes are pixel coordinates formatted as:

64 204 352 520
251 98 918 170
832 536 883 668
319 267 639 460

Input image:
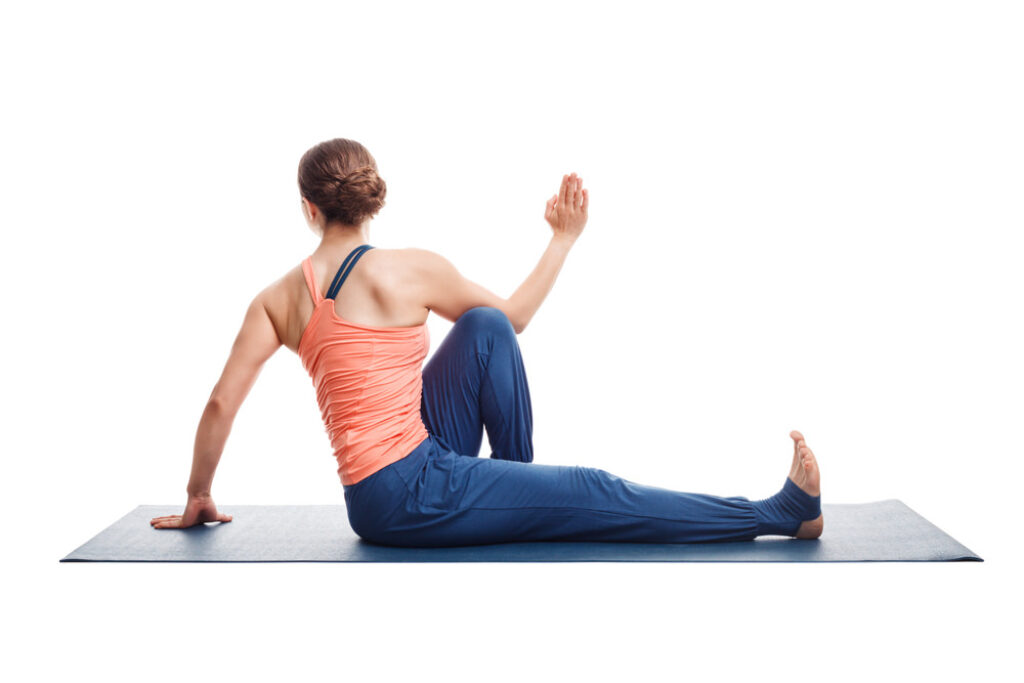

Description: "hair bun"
297 139 387 226
333 166 385 220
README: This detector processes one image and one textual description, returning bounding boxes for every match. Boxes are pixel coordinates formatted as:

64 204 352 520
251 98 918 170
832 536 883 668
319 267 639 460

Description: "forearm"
507 235 576 332
186 399 235 497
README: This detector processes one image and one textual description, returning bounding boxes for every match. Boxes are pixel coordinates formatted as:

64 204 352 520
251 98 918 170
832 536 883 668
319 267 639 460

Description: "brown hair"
297 138 387 226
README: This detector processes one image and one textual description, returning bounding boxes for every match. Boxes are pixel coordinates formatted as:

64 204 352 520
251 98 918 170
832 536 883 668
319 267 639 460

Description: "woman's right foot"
788 430 823 539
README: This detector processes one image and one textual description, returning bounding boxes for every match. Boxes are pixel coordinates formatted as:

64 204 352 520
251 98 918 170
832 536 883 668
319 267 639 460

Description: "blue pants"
343 306 819 547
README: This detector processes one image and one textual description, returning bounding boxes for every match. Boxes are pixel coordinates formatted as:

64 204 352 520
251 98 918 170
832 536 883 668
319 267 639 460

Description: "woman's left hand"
150 495 233 529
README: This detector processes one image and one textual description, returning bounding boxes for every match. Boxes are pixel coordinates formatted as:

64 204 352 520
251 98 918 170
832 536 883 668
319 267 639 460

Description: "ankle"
751 479 821 537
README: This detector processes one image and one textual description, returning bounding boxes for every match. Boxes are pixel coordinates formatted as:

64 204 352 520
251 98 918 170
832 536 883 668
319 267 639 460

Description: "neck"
317 221 372 256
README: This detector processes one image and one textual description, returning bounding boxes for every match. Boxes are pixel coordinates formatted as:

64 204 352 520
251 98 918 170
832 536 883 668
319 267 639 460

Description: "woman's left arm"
151 292 283 529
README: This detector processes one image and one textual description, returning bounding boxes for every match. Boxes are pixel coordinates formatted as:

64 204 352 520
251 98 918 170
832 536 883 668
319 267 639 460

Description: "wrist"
551 233 577 249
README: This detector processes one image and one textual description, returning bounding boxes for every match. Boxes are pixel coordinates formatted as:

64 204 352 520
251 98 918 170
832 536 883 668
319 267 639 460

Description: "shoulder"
361 248 462 301
356 246 453 277
266 261 305 298
388 247 455 275
252 262 307 320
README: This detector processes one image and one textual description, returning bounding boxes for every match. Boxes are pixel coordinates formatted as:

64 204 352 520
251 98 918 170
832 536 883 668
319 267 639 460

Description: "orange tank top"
297 247 431 486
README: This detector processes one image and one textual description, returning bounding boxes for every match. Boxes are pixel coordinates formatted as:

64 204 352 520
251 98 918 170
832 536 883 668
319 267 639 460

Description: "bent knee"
456 306 514 335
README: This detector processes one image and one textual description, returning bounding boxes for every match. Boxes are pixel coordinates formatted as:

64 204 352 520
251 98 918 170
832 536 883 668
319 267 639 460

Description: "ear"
302 198 325 237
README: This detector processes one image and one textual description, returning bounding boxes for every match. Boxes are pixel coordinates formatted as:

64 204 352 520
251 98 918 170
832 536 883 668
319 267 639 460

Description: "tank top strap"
326 244 375 300
301 256 325 305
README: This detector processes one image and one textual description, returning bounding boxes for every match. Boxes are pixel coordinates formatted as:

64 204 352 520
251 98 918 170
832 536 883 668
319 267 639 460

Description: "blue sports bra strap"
329 245 366 292
326 244 374 299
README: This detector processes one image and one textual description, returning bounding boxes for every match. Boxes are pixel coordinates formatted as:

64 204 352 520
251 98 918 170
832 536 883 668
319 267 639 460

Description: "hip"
342 433 437 538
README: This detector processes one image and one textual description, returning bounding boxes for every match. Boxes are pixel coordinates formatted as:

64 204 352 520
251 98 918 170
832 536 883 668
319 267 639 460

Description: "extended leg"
346 433 823 548
420 306 534 462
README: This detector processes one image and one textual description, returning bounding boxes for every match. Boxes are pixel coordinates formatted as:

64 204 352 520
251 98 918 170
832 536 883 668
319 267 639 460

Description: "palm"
544 172 588 240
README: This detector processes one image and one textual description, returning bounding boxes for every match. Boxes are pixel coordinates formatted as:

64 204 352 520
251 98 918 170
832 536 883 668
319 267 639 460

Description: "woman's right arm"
412 173 589 333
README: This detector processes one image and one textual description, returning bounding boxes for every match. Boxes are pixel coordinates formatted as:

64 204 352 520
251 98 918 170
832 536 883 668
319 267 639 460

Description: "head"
297 138 387 237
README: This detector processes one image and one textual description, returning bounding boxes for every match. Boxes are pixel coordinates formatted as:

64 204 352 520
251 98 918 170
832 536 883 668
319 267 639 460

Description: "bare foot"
788 430 823 539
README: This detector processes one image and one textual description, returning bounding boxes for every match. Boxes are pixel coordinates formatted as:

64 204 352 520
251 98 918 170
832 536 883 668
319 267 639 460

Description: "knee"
456 306 515 337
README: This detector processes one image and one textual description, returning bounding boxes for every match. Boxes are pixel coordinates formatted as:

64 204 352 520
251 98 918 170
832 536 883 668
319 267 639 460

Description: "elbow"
504 305 526 334
205 395 231 417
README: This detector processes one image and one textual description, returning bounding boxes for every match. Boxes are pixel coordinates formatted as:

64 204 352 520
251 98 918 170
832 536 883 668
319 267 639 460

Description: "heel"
751 478 822 537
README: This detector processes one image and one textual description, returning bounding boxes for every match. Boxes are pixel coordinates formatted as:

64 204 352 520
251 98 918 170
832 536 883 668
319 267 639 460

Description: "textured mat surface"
60 500 982 562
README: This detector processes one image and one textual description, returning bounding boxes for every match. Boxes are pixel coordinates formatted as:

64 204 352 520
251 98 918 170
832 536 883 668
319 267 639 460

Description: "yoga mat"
60 499 982 563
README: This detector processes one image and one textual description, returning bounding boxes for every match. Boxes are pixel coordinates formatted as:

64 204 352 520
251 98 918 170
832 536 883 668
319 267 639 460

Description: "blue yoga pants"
343 306 818 547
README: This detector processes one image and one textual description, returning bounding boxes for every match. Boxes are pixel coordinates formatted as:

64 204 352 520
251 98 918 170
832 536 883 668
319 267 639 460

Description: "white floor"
25 546 1013 681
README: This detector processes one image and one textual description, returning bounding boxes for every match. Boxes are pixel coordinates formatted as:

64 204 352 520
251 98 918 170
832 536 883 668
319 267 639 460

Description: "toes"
790 431 805 456
800 447 817 469
791 432 805 464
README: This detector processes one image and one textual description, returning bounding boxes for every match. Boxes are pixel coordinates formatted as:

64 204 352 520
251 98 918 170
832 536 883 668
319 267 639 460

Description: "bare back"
267 247 431 355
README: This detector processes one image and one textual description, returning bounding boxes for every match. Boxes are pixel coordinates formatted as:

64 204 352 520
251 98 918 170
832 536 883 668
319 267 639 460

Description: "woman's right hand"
544 172 589 243
150 494 233 529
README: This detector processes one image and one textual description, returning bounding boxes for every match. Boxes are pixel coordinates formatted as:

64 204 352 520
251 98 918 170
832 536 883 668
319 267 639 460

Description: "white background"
3 1 1021 680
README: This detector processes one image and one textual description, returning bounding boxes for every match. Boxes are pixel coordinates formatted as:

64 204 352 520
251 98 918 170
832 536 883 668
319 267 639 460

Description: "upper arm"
408 248 522 332
208 291 283 413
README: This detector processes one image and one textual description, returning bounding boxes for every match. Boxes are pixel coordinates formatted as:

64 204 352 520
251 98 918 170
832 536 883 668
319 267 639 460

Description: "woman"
150 138 824 546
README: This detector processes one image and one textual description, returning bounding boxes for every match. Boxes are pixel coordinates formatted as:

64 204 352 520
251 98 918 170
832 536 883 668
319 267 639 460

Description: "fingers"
571 173 583 208
149 512 232 527
151 515 182 529
556 173 586 210
559 174 571 207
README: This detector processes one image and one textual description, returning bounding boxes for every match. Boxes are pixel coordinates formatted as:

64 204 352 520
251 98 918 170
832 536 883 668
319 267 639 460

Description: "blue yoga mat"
60 499 981 563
